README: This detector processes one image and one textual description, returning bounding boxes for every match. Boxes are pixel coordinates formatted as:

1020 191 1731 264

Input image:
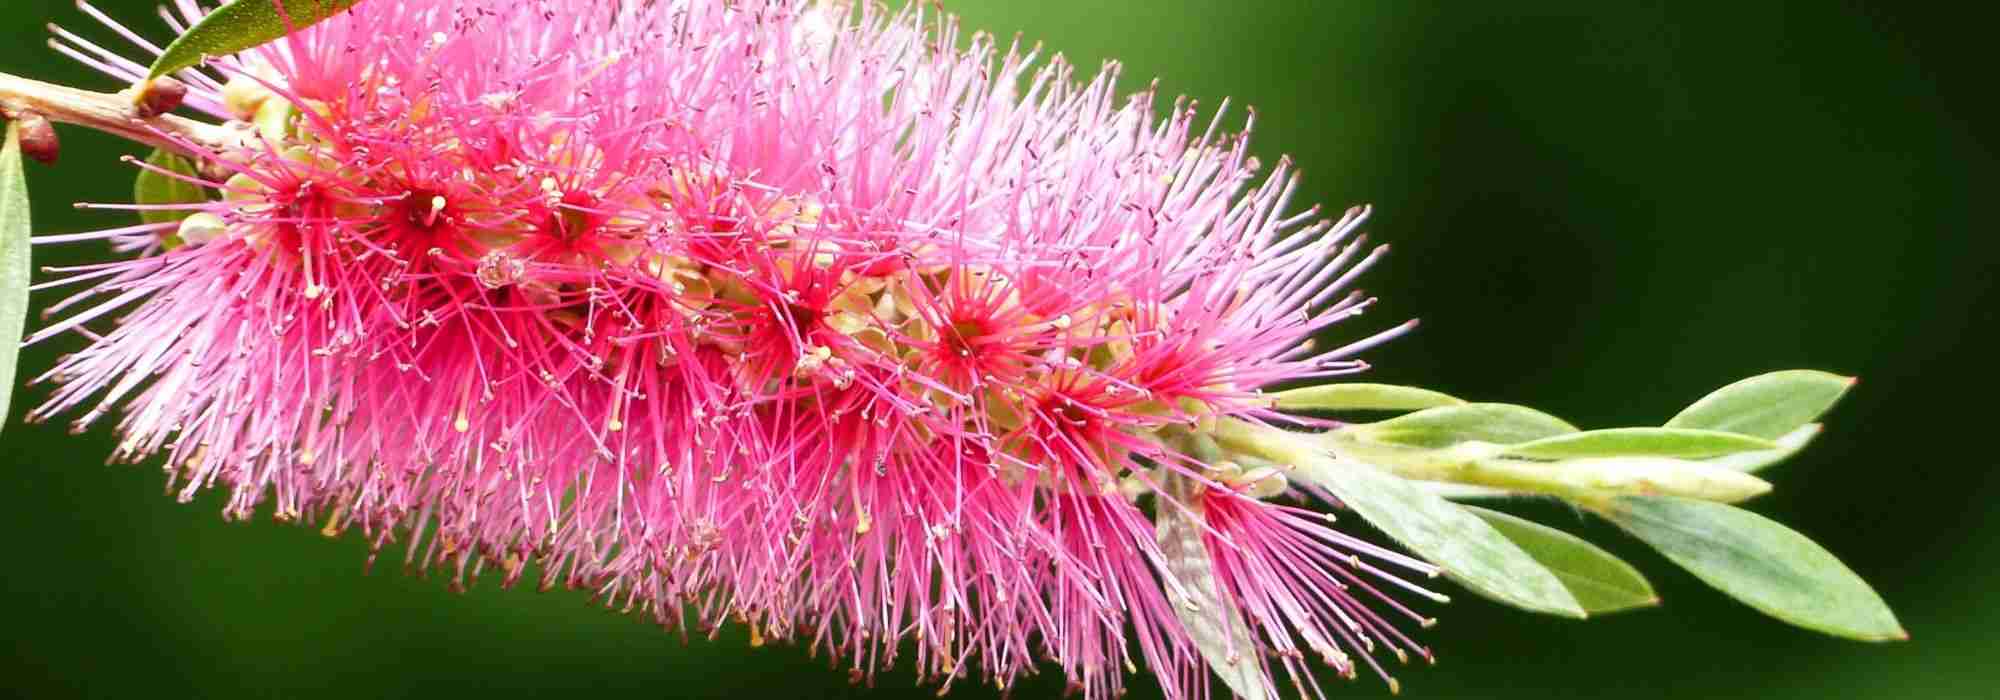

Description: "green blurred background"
3 1 1993 698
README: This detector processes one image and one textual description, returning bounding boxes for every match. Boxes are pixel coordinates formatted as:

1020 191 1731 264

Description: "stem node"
0 71 239 158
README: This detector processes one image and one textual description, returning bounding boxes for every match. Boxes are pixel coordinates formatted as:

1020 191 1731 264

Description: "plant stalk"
1211 418 1768 506
0 71 240 156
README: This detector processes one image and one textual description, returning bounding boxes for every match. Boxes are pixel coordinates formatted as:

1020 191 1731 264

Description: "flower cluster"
35 1 1420 697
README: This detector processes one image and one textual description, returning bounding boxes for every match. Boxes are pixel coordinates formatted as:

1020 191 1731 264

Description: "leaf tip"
1847 625 1910 643
1866 616 1910 642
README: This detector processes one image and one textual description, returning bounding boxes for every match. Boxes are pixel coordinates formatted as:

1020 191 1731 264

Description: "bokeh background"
3 1 1993 698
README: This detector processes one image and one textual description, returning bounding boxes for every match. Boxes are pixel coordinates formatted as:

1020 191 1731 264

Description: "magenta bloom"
35 1 1423 697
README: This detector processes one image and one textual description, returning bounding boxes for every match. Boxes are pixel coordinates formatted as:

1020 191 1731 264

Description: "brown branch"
0 71 241 157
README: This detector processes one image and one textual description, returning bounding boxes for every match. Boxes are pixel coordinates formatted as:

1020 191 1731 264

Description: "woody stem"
0 71 239 156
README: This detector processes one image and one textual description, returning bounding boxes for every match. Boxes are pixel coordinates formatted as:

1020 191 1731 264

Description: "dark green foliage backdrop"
3 2 1992 698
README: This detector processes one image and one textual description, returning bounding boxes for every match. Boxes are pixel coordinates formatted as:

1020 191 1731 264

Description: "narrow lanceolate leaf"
1605 496 1905 641
1467 506 1658 615
149 0 362 79
133 149 208 229
1712 423 1823 474
1156 492 1274 700
1665 370 1855 440
1415 482 1515 500
1501 427 1777 461
1530 456 1772 504
0 123 32 428
1361 403 1578 449
1271 383 1465 413
1298 455 1586 618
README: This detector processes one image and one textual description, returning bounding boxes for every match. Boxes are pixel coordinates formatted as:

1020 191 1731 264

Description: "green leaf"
1605 496 1905 641
1298 455 1586 618
1467 506 1658 615
1416 482 1515 500
1511 455 1772 504
0 123 32 429
1501 427 1777 460
1156 484 1275 700
1271 383 1464 413
1664 370 1854 439
133 149 208 230
1361 403 1578 449
1712 423 1822 474
148 0 362 80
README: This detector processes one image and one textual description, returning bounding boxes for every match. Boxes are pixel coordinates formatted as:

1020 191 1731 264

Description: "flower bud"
254 98 297 143
221 69 278 120
130 77 189 118
174 212 228 247
11 111 59 165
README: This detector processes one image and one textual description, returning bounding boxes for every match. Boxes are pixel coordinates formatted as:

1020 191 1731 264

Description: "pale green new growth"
1216 419 1588 619
1208 372 1896 644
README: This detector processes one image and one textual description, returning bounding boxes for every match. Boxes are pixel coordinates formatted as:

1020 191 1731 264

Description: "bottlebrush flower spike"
2 0 1899 698
31 3 1416 695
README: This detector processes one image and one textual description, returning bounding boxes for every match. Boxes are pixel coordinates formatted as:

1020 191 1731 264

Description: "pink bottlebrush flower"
31 1 1426 698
